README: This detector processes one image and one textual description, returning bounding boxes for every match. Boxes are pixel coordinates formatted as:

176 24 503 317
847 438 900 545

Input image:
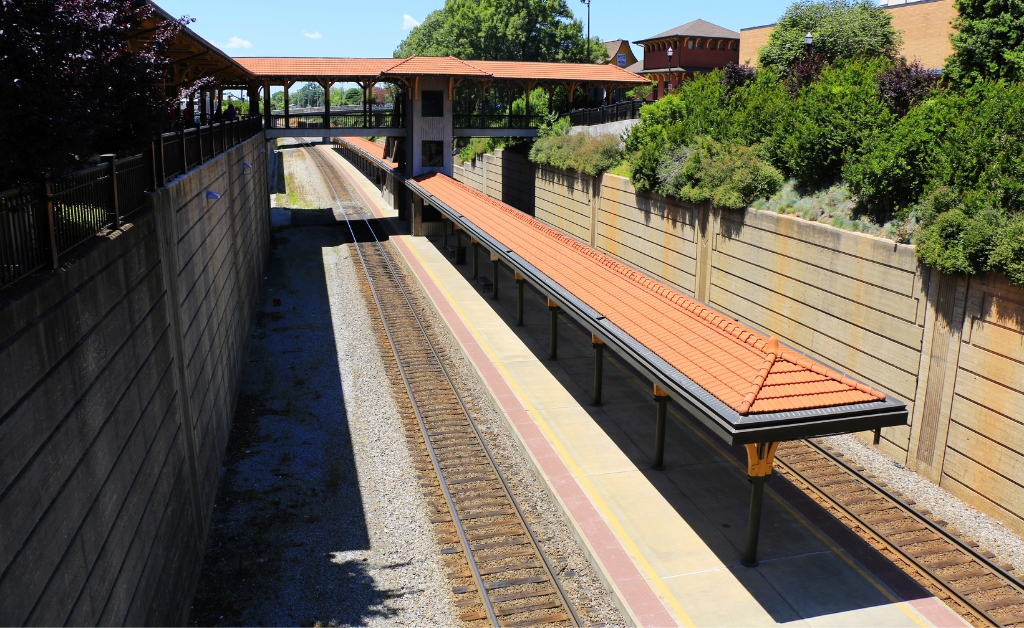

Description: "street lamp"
804 31 813 53
580 0 591 62
666 46 673 97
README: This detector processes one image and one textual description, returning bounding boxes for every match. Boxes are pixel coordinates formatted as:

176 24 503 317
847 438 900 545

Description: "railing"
452 114 545 130
0 115 263 291
569 100 647 127
268 109 401 130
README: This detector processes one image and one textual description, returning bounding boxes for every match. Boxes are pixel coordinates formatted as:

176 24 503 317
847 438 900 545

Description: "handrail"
569 100 647 126
0 115 263 292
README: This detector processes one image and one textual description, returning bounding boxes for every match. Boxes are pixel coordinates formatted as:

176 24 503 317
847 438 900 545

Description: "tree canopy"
394 0 606 62
944 0 1024 87
0 0 184 188
757 0 901 74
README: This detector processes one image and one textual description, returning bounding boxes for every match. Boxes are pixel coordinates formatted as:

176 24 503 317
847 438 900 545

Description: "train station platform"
320 144 966 627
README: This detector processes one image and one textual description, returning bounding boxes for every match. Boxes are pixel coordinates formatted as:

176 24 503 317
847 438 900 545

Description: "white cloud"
402 14 421 30
222 36 252 49
303 30 323 39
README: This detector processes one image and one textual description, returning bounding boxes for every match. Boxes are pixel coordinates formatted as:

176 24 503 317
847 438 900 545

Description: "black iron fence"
0 115 262 291
452 114 545 130
267 109 401 130
569 100 647 127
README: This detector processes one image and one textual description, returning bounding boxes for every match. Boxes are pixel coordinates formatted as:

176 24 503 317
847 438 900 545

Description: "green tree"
343 87 362 105
758 0 901 75
944 0 1024 87
394 0 606 62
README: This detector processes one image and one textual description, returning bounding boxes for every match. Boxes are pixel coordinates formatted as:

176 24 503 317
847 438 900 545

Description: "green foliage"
394 0 606 62
945 0 1024 87
750 180 907 236
458 137 504 163
343 87 363 105
914 188 1003 275
623 71 732 192
511 87 551 117
655 138 783 209
537 114 571 138
529 133 623 176
770 58 893 189
626 83 654 100
757 0 901 74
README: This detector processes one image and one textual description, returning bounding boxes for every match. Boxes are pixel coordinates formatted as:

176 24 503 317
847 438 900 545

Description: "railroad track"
298 140 580 627
775 440 1024 627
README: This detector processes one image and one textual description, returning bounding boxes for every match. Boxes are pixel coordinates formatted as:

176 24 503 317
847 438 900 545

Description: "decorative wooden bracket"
745 442 780 478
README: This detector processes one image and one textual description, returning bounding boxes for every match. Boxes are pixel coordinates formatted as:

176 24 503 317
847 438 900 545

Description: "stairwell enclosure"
0 135 270 625
454 151 1024 537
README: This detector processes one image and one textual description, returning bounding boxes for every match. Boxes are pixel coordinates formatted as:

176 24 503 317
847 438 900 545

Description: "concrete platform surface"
321 144 967 628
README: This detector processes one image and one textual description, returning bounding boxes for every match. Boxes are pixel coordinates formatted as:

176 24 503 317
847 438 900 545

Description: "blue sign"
617 53 627 67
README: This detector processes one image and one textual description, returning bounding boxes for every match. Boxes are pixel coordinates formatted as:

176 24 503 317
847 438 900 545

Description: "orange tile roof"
340 137 397 169
383 56 490 77
234 57 398 78
233 56 649 85
468 60 649 84
413 173 886 415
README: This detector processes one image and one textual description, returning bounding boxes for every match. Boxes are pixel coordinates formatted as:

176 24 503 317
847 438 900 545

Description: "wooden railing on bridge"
0 115 263 292
452 114 545 130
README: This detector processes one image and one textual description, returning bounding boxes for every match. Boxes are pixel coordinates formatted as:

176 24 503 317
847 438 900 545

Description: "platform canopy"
129 4 256 91
234 55 650 90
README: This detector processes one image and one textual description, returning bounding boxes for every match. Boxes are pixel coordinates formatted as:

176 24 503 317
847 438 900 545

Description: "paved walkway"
321 144 966 628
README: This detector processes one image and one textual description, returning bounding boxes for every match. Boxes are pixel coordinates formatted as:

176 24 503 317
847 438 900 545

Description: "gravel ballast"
819 434 1024 578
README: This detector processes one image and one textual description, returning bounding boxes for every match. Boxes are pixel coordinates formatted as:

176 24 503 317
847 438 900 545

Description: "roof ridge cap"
737 337 778 415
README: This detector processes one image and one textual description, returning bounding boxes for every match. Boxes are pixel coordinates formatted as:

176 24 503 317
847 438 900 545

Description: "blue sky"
155 0 801 62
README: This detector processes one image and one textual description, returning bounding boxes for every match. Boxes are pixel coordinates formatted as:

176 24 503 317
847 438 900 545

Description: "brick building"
739 0 957 70
629 19 740 99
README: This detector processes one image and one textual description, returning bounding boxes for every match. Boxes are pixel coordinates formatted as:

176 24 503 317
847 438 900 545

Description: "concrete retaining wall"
455 159 1024 536
0 134 270 625
453 148 535 215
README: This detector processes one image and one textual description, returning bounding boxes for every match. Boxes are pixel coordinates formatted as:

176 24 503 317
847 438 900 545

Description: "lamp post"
666 46 673 98
581 0 591 61
804 31 813 54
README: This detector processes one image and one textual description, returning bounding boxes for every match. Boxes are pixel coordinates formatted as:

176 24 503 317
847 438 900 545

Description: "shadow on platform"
421 234 933 624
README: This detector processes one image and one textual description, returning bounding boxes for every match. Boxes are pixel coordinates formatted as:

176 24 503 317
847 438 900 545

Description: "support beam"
742 442 780 567
263 80 271 129
515 271 525 326
472 239 480 278
490 251 500 299
548 298 559 360
441 215 448 248
653 384 668 469
592 334 604 406
455 226 465 265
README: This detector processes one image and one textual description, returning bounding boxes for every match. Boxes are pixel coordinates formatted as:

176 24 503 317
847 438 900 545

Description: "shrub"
945 0 1024 88
877 57 940 117
770 57 894 190
655 137 783 209
623 72 732 192
722 62 756 96
914 188 1003 275
529 133 623 176
757 0 901 75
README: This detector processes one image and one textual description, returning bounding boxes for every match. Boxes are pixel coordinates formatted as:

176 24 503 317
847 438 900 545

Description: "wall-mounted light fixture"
242 162 252 173
259 148 266 153
206 190 221 200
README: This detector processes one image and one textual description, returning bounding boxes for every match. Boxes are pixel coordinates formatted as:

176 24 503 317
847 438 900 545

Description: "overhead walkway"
322 142 963 626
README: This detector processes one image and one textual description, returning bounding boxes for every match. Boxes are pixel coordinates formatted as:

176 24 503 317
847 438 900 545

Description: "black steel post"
158 134 166 186
492 258 499 299
593 340 604 405
516 277 525 326
102 154 120 229
549 301 559 360
742 476 767 567
472 241 479 278
442 219 448 248
43 175 58 270
653 391 668 468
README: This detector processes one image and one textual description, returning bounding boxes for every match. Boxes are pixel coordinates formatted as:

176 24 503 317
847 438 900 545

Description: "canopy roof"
234 56 649 86
410 172 898 421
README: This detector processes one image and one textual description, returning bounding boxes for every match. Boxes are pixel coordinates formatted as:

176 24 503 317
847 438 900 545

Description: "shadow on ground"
421 233 933 624
189 224 401 627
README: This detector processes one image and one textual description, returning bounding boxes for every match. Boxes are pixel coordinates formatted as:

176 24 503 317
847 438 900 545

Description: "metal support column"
742 442 780 567
442 216 448 248
472 239 480 278
548 298 559 360
491 252 500 299
653 384 668 468
592 334 604 405
102 154 121 229
515 272 525 326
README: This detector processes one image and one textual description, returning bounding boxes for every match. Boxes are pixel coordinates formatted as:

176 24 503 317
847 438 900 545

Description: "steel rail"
298 139 580 627
778 439 1024 627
